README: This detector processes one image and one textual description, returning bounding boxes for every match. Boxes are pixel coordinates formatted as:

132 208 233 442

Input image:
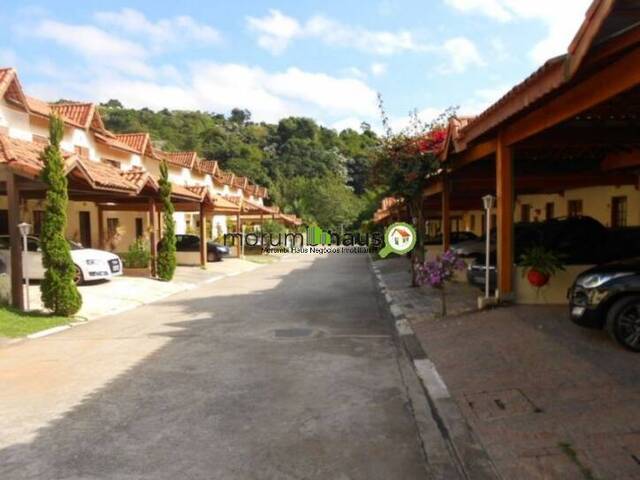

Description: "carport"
433 0 640 301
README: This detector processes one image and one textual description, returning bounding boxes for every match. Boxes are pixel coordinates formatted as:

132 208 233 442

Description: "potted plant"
122 238 151 277
519 246 565 287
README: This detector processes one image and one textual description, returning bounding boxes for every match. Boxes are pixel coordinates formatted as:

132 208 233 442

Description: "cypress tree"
40 115 82 315
157 160 176 280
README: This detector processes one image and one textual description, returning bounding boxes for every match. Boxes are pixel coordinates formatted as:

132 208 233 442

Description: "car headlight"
85 259 100 265
576 272 634 289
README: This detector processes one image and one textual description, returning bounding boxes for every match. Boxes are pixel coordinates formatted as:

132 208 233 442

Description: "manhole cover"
274 328 314 338
465 389 540 421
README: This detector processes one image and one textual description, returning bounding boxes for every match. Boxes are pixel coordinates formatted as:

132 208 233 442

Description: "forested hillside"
99 100 381 231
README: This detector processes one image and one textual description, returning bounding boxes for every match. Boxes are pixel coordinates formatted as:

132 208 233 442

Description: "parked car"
424 231 478 246
569 258 640 351
466 216 623 290
167 234 230 262
0 235 122 285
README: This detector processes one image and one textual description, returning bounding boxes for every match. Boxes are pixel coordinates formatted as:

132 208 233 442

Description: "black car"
160 234 230 262
569 258 640 351
425 231 479 246
467 216 620 290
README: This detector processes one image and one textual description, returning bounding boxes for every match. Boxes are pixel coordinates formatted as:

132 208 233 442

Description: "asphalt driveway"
0 253 428 479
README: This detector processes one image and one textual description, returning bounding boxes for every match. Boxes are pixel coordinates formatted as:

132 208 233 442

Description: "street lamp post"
482 195 495 300
18 222 31 311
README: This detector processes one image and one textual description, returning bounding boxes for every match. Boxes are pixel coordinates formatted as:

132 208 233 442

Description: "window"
521 204 532 223
545 202 555 220
568 200 583 218
469 214 476 232
103 158 121 169
107 218 119 238
33 210 44 237
611 196 627 228
135 218 144 239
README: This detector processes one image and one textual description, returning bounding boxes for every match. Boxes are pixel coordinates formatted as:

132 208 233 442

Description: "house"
0 67 302 308
374 0 640 304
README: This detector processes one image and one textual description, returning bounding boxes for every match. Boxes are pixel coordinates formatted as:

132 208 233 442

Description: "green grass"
0 306 70 338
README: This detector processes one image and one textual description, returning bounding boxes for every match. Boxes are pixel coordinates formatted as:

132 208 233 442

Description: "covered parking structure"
430 0 640 301
0 134 218 309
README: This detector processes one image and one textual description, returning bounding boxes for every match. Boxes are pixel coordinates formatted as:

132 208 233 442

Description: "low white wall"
514 265 592 305
176 251 200 266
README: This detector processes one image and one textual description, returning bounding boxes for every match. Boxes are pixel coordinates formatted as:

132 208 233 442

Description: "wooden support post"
7 173 23 310
97 205 105 249
236 213 242 258
157 209 162 238
199 203 207 267
149 199 157 277
442 176 451 251
496 132 514 298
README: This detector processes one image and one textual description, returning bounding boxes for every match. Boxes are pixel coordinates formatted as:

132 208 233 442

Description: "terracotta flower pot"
527 269 550 287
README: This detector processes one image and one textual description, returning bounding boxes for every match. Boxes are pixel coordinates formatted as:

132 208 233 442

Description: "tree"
372 95 452 286
157 161 176 280
40 115 82 315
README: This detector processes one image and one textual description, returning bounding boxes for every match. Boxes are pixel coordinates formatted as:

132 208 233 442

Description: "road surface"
0 253 429 479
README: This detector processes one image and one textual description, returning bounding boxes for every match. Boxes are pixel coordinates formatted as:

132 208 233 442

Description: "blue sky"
0 0 592 131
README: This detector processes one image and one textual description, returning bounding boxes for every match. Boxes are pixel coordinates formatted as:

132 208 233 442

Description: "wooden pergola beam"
504 47 640 146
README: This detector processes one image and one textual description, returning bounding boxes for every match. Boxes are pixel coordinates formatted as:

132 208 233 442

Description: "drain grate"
274 328 314 338
465 389 540 421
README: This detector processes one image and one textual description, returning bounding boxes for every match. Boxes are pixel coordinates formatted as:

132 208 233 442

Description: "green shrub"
39 115 82 316
123 238 151 268
157 161 176 280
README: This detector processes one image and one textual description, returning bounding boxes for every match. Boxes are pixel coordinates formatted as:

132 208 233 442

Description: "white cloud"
33 19 153 77
342 66 367 79
444 0 512 22
246 9 302 55
94 8 221 50
32 61 378 125
371 62 388 76
444 0 592 63
246 10 429 55
437 37 485 74
459 84 511 115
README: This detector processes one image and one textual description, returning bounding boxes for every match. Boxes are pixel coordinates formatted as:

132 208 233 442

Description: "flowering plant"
416 249 466 317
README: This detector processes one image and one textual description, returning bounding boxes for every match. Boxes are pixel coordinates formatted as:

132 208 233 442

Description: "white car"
0 235 122 285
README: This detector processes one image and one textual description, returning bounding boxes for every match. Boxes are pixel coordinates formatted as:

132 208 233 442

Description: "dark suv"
569 258 640 351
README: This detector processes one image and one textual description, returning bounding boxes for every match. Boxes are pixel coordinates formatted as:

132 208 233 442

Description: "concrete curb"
369 257 499 480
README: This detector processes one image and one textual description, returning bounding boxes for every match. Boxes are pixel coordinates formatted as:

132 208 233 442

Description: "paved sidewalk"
375 256 640 480
27 258 261 321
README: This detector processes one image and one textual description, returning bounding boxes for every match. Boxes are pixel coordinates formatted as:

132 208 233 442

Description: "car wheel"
605 295 640 352
207 251 220 262
73 265 84 286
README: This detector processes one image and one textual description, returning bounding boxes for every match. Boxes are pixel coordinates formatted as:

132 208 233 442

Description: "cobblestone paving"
375 256 640 480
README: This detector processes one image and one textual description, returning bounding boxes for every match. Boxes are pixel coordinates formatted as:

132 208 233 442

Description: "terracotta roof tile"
170 182 202 201
114 133 150 155
25 96 51 116
94 132 139 154
121 167 159 192
0 68 28 110
161 151 198 168
0 134 137 193
197 159 218 175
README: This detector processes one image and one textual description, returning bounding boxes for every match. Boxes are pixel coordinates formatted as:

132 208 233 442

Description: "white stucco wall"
0 99 32 141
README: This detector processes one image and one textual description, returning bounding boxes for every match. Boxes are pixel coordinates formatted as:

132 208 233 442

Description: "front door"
79 211 92 247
